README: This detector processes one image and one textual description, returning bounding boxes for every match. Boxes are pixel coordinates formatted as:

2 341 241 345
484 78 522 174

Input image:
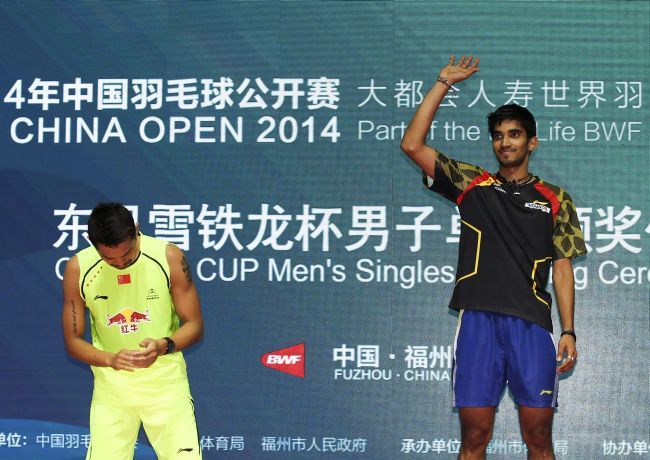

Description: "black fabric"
427 152 586 332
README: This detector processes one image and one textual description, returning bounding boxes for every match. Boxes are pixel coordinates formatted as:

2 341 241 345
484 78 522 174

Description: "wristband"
560 330 576 342
163 336 176 354
436 75 456 92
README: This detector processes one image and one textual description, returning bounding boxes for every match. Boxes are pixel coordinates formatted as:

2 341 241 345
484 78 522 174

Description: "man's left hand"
556 334 578 374
131 338 166 368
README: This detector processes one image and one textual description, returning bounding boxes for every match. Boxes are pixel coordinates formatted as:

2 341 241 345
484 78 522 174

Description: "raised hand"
439 54 480 85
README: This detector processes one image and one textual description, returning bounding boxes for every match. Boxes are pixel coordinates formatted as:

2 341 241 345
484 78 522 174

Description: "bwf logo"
266 355 301 365
261 343 305 378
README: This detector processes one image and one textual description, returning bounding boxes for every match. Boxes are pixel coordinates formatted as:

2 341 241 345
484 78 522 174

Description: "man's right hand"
108 349 141 372
401 53 480 179
439 54 480 84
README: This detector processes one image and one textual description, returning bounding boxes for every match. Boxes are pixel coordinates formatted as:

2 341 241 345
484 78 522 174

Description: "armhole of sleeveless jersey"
80 259 102 301
142 252 171 289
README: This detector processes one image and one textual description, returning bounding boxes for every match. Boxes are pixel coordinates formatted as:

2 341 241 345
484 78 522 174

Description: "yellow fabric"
76 234 189 405
86 397 202 459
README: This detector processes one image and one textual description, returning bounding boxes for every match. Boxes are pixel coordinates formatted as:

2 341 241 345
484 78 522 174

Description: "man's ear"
528 136 539 154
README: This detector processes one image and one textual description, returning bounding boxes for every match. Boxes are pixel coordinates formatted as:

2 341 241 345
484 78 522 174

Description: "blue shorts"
452 310 559 408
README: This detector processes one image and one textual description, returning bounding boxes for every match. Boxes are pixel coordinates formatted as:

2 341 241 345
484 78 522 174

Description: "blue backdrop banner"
0 2 648 459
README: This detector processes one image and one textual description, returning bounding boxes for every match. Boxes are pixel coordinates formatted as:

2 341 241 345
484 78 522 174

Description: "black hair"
87 202 136 247
487 104 536 138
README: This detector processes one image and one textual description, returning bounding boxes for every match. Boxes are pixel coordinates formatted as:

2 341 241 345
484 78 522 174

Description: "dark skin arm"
400 54 480 178
553 257 578 373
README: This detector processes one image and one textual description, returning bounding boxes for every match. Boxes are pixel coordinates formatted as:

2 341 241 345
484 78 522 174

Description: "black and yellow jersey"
425 152 587 332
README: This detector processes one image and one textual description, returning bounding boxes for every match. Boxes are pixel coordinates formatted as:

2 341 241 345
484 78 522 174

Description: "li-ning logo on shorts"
539 389 553 396
525 201 551 213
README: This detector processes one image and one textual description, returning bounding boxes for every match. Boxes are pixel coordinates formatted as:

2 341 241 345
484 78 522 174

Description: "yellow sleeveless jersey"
77 234 190 405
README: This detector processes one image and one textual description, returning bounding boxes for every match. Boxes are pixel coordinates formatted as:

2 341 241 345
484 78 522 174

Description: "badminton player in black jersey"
401 55 586 460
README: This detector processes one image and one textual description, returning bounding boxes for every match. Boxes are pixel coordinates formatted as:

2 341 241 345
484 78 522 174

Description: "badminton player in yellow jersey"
62 202 204 459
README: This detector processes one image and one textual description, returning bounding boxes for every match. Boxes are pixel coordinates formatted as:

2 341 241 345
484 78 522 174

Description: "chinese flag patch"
117 274 131 285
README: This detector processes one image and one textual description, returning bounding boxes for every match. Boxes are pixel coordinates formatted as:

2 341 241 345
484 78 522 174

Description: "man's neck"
498 166 531 183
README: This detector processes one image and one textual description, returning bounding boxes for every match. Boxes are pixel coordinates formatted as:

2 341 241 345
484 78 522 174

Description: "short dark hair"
87 202 136 247
487 104 536 138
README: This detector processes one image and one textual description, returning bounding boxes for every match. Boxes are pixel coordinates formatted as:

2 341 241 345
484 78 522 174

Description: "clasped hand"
109 338 163 371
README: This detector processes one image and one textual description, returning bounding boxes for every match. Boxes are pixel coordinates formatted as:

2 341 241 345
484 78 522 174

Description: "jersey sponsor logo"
177 448 194 454
93 294 108 300
106 308 151 334
493 184 507 194
146 288 159 300
261 342 305 378
106 312 127 326
539 389 553 396
117 274 131 285
477 177 497 187
525 201 551 213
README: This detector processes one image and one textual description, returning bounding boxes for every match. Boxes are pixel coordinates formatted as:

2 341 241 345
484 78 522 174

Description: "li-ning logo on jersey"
106 308 151 334
525 200 551 214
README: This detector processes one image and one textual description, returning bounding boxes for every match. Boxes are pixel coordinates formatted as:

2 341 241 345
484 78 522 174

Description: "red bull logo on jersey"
106 308 151 334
